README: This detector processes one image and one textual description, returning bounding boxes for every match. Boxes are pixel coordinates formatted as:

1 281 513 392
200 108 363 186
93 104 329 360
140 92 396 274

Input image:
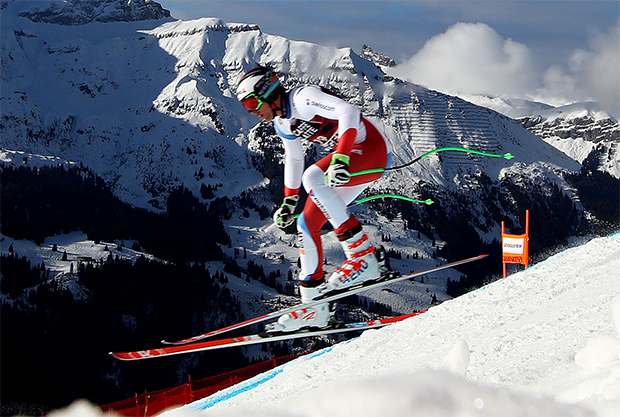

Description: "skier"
236 66 391 333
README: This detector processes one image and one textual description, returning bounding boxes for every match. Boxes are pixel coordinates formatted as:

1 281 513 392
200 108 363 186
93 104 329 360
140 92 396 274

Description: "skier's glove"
325 154 351 188
273 195 299 229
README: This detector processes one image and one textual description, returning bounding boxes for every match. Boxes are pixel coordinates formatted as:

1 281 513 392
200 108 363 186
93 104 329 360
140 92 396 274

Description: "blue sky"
161 1 617 65
160 1 619 115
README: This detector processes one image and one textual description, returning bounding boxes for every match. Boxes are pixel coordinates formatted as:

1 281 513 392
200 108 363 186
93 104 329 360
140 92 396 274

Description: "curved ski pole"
291 194 432 219
349 194 434 207
387 146 514 171
288 148 510 219
350 147 514 177
319 147 512 214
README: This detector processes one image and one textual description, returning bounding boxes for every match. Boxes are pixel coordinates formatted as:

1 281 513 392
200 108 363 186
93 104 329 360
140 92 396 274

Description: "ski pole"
291 194 432 219
349 194 433 207
350 147 514 178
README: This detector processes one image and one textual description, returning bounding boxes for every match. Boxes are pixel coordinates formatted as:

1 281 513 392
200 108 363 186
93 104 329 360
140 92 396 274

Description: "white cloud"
539 65 578 106
580 23 620 117
392 21 620 118
535 22 620 116
391 23 539 98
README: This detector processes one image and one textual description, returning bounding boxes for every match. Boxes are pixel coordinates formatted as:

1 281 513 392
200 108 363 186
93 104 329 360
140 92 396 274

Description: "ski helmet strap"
269 101 283 113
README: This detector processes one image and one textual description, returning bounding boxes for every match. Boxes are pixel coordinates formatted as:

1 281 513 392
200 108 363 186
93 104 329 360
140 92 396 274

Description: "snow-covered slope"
49 233 620 416
169 233 620 417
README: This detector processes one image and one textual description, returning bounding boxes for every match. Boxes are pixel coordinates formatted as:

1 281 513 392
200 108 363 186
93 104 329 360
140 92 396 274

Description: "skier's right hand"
325 153 351 188
274 195 299 229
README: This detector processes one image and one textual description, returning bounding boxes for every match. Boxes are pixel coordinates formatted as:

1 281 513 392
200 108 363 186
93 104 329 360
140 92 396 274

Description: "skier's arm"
275 120 304 196
271 120 304 228
282 137 304 196
292 86 359 187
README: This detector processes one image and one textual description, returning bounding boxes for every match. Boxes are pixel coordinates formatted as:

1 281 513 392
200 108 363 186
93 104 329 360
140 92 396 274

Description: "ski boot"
321 225 383 293
264 284 335 334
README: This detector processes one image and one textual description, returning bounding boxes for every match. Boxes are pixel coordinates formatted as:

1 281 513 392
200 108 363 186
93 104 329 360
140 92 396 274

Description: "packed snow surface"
51 233 620 416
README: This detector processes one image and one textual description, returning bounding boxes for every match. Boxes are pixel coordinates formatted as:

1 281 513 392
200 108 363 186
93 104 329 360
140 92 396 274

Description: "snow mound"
575 333 620 371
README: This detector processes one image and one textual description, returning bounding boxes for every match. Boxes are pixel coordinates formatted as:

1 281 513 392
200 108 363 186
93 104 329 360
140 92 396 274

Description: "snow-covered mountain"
519 105 619 178
361 44 396 68
1 0 588 245
49 232 620 417
461 95 619 178
2 0 615 336
12 0 170 24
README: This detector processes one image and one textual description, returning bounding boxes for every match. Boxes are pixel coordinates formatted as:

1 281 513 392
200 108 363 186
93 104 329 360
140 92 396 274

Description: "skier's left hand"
325 154 351 188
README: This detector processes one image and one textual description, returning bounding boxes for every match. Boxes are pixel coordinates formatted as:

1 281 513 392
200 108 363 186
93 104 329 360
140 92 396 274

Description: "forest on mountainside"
0 164 245 414
566 148 620 228
0 251 248 414
1 164 230 263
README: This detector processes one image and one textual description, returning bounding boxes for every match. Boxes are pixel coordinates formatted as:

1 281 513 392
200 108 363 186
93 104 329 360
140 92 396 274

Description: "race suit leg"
297 120 389 285
296 200 328 284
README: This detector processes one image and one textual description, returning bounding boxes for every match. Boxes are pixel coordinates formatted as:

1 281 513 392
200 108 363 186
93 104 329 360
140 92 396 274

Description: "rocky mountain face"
361 44 396 68
459 95 619 179
519 112 619 178
15 0 170 25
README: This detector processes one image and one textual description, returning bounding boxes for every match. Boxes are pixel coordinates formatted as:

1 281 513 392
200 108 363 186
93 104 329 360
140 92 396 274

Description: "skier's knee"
302 164 325 192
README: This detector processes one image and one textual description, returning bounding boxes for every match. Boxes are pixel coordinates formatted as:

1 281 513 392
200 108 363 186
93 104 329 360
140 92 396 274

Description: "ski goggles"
241 94 264 113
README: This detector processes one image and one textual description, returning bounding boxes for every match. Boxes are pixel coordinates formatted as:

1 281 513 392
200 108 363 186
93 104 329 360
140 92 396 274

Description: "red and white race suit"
273 84 392 283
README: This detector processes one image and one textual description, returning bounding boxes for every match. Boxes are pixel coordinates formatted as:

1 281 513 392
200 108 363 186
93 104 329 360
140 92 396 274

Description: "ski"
110 312 425 361
163 254 487 345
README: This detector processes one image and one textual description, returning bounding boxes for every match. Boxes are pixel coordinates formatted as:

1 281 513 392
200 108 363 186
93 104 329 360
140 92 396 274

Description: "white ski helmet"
236 66 282 104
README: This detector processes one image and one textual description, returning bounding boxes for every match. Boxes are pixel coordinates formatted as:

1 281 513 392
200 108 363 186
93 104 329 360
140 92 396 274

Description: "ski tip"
162 339 192 345
109 352 126 360
110 351 144 361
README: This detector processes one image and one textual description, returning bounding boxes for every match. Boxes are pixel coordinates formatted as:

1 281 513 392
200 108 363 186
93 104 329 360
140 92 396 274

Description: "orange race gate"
501 210 530 278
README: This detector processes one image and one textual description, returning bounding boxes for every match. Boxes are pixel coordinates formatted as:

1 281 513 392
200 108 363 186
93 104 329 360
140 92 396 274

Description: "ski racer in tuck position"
236 66 392 333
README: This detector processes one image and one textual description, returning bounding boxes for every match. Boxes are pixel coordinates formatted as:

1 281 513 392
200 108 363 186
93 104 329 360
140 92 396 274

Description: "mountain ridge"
14 0 171 25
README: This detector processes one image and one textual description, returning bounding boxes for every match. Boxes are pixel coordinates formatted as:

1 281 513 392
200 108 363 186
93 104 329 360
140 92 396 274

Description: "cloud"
391 23 540 98
578 23 619 116
535 22 620 117
392 21 620 118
